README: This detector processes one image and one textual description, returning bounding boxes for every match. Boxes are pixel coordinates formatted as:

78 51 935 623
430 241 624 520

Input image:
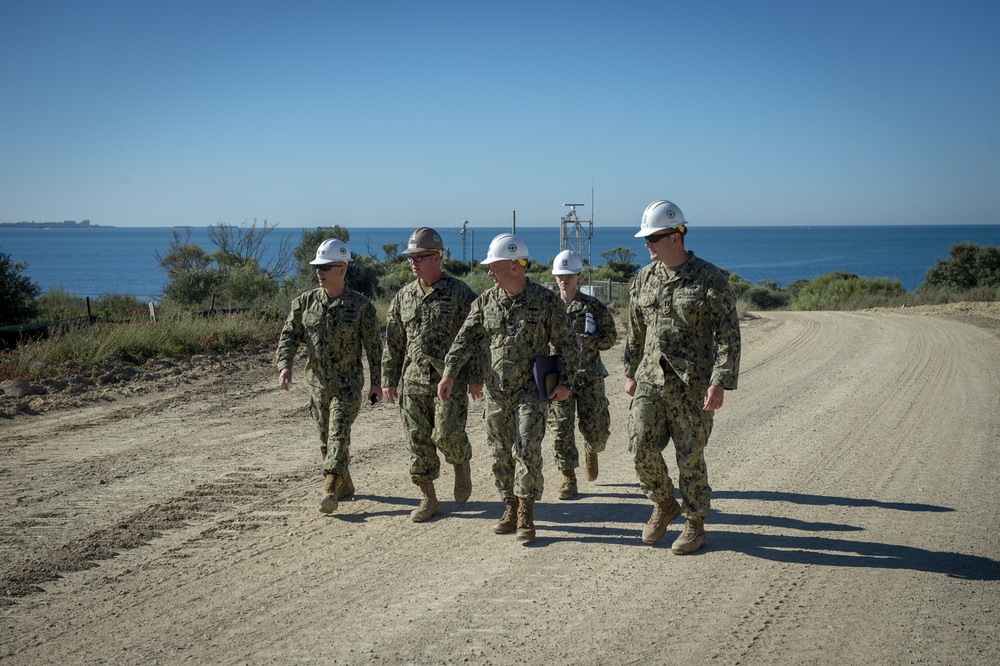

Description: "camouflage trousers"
308 385 361 477
628 373 714 520
547 377 610 471
484 390 547 502
399 381 473 485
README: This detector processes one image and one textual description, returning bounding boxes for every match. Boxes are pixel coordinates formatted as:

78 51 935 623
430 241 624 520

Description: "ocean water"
2 224 999 302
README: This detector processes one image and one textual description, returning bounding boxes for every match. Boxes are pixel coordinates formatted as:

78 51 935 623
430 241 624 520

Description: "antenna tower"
559 202 594 274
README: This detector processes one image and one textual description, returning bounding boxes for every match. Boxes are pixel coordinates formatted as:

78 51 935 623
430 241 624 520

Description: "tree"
600 246 640 282
922 242 1000 290
158 220 291 308
382 243 400 262
0 250 42 325
206 218 291 280
155 228 214 277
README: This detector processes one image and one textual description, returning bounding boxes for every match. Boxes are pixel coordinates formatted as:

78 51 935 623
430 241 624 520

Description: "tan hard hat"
402 227 445 255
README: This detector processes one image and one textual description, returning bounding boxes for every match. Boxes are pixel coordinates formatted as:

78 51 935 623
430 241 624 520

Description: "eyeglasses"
645 230 680 244
407 253 439 264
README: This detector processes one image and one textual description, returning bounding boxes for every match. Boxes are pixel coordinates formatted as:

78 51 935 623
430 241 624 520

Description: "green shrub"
743 285 789 310
0 250 41 325
600 247 640 282
162 268 225 307
441 258 471 276
727 273 789 310
922 242 1000 290
790 272 905 310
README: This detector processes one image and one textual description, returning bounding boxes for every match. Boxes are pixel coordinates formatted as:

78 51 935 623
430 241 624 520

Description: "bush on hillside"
0 250 41 325
159 223 291 309
442 258 472 277
162 268 225 307
743 285 789 310
727 273 790 310
921 242 1000 290
790 272 905 310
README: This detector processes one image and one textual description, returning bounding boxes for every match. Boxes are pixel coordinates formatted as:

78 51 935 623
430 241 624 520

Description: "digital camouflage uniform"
547 291 617 471
383 274 484 484
276 287 382 476
444 279 579 501
625 251 740 521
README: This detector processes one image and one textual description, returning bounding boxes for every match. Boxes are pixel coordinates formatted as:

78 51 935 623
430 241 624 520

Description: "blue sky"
2 0 998 228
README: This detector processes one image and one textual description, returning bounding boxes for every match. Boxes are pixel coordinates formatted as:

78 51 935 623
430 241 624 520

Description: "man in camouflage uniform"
625 200 741 554
548 250 617 499
438 233 579 544
276 238 383 515
382 227 485 523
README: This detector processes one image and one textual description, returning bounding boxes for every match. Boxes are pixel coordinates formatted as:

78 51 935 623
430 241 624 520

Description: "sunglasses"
315 263 341 272
645 230 680 244
407 253 439 264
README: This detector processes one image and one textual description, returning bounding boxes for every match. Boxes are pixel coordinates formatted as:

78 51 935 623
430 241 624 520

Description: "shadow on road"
520 485 999 580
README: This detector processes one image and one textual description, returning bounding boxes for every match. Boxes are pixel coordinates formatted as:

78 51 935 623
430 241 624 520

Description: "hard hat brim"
635 226 679 238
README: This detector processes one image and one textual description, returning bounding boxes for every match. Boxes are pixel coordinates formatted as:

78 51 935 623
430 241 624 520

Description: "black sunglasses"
645 230 679 244
315 264 338 272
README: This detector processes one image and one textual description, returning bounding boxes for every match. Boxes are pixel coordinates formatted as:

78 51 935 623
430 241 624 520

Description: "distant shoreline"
0 221 114 229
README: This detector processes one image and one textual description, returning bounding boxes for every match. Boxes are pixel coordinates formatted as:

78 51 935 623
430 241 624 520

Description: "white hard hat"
552 249 584 275
310 238 352 264
635 200 688 238
482 233 529 264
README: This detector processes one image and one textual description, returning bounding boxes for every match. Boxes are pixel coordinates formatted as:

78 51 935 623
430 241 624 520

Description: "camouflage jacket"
382 274 485 390
444 279 580 400
275 287 382 393
625 252 740 390
561 291 617 384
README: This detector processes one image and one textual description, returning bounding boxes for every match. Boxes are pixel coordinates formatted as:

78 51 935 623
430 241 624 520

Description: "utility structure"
559 203 593 281
458 220 474 265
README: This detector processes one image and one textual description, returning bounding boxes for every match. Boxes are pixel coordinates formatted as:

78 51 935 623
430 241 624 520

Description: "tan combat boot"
337 470 355 500
515 499 536 544
492 498 519 534
454 462 472 504
410 481 442 523
671 519 706 554
584 450 599 482
319 473 343 514
556 469 578 500
641 497 681 544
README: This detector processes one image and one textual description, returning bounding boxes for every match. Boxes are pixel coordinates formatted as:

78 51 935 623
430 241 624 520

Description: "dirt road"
2 307 999 664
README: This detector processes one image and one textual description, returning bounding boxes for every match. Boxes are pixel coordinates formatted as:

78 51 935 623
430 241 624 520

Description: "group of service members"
275 199 741 553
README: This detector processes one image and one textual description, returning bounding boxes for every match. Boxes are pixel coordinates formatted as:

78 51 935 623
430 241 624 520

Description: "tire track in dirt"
1 466 313 603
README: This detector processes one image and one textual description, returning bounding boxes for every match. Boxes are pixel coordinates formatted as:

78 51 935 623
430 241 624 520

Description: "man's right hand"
624 377 637 396
383 386 398 404
437 377 455 402
279 368 292 391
